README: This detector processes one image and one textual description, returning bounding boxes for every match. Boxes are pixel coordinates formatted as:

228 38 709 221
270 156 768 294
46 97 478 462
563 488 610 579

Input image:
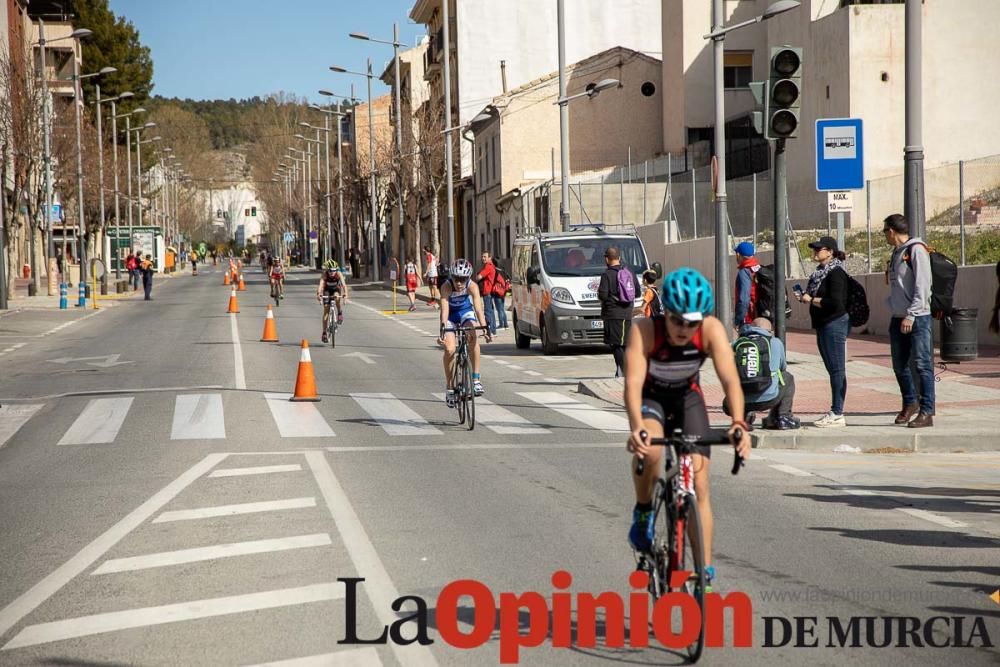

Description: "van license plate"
590 320 604 329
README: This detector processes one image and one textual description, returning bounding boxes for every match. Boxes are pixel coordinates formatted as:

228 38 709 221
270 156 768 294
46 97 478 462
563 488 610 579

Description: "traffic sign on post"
815 118 864 191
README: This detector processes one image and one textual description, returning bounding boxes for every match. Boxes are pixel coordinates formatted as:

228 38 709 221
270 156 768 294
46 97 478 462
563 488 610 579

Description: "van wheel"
540 317 559 355
513 311 530 349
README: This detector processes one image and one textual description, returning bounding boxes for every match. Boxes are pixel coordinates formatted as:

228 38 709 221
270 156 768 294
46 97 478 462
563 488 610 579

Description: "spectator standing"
424 245 440 308
641 270 662 318
126 252 140 291
989 260 1000 336
725 318 799 429
884 213 935 428
796 236 850 427
598 247 641 378
733 241 761 330
476 251 498 335
349 247 360 279
403 257 421 311
140 254 154 301
492 262 509 330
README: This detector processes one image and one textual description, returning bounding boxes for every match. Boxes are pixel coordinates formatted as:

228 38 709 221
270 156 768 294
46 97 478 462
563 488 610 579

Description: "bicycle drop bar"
634 429 745 477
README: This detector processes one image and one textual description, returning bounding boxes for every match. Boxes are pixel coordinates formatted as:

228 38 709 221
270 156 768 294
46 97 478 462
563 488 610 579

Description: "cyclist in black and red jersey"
623 267 751 590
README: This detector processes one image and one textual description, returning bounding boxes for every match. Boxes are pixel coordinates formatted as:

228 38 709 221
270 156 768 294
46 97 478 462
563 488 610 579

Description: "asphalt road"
0 267 997 666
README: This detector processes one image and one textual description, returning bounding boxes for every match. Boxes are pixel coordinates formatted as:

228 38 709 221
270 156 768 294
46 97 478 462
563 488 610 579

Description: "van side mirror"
652 262 663 279
526 266 538 285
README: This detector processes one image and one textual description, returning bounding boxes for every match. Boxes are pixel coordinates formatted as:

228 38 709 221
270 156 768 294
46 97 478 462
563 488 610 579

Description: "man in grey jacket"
883 213 934 428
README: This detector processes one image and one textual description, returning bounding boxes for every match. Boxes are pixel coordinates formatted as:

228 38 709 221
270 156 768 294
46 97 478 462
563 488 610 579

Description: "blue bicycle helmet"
661 267 714 321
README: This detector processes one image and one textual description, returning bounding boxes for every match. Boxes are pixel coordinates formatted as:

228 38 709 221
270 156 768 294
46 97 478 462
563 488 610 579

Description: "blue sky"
108 0 427 102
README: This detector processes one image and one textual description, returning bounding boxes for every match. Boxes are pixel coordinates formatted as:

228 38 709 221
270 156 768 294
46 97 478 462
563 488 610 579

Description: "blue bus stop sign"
815 118 864 191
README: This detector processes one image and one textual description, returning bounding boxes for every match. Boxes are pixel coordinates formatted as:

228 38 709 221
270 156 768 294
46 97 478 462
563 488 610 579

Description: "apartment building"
663 0 1000 227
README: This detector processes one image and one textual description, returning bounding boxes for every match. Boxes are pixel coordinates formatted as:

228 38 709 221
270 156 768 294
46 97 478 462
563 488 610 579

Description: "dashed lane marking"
768 464 815 477
208 464 303 478
153 497 317 523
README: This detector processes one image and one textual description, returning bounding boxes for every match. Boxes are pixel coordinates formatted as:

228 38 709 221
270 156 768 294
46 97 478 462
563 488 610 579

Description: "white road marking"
0 453 228 641
247 648 383 667
231 313 247 390
2 582 345 650
895 507 968 528
57 397 134 445
0 404 43 449
519 391 629 433
305 452 438 667
768 464 814 477
432 394 549 435
171 393 226 440
493 359 512 365
153 497 316 523
843 488 877 496
209 464 303 478
326 443 621 452
525 370 543 377
351 392 441 436
544 377 560 383
507 364 524 371
265 393 336 437
91 533 332 575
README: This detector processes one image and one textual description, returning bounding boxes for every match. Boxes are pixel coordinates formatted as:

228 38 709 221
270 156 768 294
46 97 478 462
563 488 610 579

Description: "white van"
510 227 661 354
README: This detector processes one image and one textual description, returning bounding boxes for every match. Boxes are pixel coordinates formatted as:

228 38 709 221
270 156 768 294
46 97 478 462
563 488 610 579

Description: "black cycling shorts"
640 389 712 459
323 285 345 298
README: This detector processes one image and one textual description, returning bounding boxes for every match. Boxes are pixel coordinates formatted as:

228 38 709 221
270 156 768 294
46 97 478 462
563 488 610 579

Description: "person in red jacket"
477 251 498 336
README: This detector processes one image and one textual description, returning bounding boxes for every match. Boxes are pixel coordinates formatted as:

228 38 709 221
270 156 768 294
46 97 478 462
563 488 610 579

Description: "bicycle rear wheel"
669 495 706 663
454 348 467 424
464 354 475 430
647 479 671 600
329 303 338 348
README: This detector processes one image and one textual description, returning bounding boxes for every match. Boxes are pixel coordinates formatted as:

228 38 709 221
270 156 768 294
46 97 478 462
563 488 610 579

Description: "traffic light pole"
711 0 732 333
773 137 787 343
903 0 925 239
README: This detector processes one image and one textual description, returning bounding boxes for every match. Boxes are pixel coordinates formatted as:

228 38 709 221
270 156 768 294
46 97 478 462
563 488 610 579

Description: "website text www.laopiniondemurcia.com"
334 571 994 663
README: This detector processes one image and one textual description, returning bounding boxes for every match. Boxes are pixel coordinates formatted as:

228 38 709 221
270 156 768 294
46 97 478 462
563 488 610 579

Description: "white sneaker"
814 412 846 428
445 390 457 408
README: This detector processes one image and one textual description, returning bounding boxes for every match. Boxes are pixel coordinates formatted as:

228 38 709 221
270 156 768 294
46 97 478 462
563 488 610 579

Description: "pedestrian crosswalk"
0 388 629 448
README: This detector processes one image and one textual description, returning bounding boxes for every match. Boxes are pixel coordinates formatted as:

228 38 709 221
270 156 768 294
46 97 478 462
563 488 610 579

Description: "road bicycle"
444 325 490 430
270 277 283 307
322 295 341 348
634 427 744 664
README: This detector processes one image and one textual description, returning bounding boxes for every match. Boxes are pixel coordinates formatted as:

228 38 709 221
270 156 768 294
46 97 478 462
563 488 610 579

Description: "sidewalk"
578 330 1000 453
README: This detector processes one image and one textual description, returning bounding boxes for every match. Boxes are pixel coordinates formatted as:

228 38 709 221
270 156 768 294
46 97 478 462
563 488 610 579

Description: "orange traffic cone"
223 272 231 286
260 305 279 342
227 288 240 314
289 339 319 401
237 274 246 291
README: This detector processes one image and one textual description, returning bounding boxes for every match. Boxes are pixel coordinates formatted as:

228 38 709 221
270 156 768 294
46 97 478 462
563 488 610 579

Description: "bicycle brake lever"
634 430 648 476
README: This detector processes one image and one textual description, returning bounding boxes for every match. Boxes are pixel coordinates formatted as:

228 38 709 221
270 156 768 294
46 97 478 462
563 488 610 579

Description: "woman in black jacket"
796 236 849 427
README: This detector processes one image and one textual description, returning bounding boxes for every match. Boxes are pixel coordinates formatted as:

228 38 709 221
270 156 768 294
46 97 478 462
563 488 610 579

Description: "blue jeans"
492 293 508 328
889 316 936 414
482 294 496 334
816 313 849 415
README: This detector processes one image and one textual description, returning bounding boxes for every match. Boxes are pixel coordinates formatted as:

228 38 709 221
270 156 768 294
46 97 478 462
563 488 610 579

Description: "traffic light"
749 80 769 137
767 46 802 139
251 206 257 217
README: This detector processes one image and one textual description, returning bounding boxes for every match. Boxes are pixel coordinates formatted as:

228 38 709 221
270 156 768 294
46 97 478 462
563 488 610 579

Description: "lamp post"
296 132 324 265
301 119 334 263
96 90 132 277
71 62 115 286
318 92 353 272
107 97 135 278
350 25 407 263
704 0 799 332
331 60 379 280
34 23 92 278
119 112 149 256
287 148 308 263
136 133 161 229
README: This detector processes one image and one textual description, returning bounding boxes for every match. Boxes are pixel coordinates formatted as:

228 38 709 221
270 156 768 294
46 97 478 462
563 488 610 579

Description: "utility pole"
557 0 570 228
392 22 405 263
903 0 925 238
442 0 455 264
711 0 732 332
773 138 788 343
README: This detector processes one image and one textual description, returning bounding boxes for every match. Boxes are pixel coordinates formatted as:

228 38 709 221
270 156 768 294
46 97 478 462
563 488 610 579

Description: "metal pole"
958 160 965 266
692 167 697 238
393 22 406 263
836 211 845 251
752 172 757 245
136 133 143 227
337 101 346 271
711 0 732 330
125 117 133 241
442 0 456 263
557 0 570 228
619 169 624 226
903 0 925 239
40 20 57 275
643 160 648 226
72 56 87 284
324 116 332 263
866 179 872 272
95 85 107 271
111 101 120 278
367 58 379 280
0 176 6 308
773 138 788 343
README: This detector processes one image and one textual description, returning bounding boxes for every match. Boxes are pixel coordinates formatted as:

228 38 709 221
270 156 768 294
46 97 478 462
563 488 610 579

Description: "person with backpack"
733 241 762 330
598 246 641 378
726 318 799 429
795 236 850 428
641 270 662 318
476 251 498 335
884 213 935 428
492 261 510 330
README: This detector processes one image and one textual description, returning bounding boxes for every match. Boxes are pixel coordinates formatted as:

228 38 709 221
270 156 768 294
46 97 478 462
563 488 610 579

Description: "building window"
491 136 497 185
724 51 753 89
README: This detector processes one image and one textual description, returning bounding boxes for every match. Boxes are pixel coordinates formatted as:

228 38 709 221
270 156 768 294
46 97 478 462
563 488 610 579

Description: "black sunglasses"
668 313 701 329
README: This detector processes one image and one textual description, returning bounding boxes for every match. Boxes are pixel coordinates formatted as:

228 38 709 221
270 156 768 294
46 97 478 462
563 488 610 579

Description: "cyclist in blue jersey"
624 267 752 590
440 258 492 407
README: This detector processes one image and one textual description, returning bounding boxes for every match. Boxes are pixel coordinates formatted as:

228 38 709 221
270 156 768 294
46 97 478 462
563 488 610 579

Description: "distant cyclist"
269 257 285 299
440 258 491 406
624 267 751 591
317 259 349 343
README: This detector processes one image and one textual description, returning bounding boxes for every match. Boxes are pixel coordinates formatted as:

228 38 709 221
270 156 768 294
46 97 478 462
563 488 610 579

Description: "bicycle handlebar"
634 428 745 477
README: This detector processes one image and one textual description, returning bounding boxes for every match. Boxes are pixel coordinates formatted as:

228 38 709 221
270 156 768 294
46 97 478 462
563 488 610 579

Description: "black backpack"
752 265 791 322
846 275 870 327
733 332 773 395
902 242 958 319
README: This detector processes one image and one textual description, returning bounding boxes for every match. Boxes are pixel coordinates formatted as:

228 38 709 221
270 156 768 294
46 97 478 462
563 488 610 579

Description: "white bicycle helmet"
451 258 474 279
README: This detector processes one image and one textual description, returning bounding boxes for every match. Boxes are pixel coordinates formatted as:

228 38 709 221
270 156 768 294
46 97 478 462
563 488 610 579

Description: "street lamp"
71 63 116 287
135 133 161 230
295 133 321 265
704 0 799 334
96 90 133 278
330 60 380 280
315 92 351 271
301 120 334 264
350 24 408 264
117 109 148 258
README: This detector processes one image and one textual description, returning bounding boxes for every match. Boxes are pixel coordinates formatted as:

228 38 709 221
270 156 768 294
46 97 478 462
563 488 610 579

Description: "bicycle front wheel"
672 495 706 663
464 354 475 430
329 304 338 348
454 351 467 425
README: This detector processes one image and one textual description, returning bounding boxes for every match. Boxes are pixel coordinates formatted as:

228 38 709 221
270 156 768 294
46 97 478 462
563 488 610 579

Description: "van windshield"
540 238 646 277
